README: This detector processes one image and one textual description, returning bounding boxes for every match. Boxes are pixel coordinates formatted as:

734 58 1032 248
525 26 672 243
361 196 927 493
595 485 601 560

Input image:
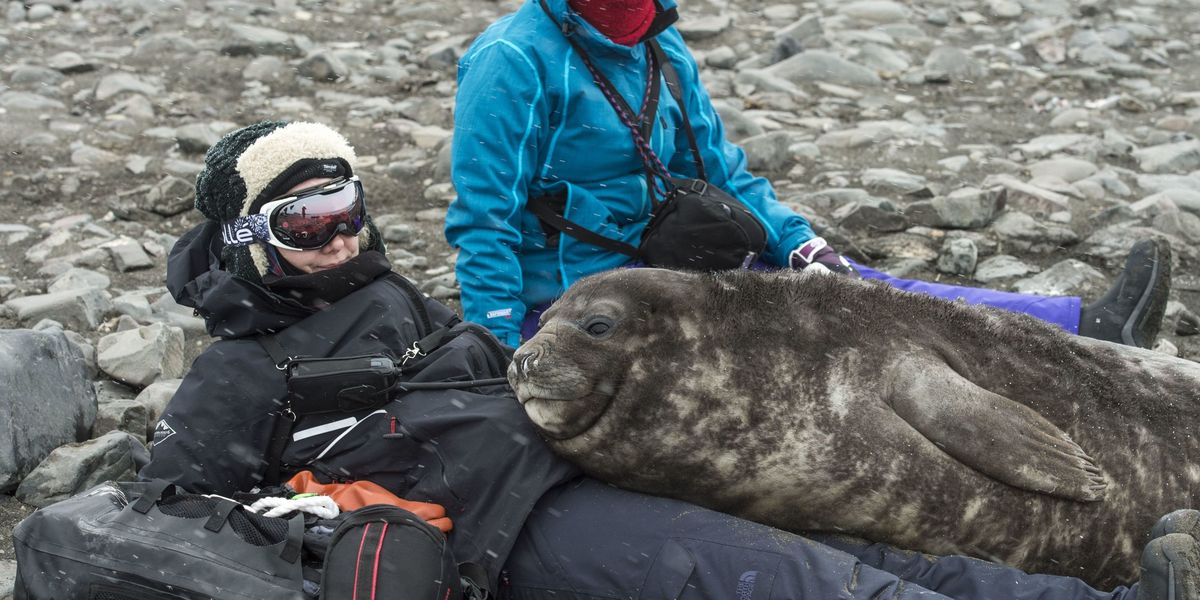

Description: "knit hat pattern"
194 120 385 283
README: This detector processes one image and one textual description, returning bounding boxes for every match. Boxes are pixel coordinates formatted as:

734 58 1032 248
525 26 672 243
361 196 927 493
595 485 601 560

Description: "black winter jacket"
140 222 580 589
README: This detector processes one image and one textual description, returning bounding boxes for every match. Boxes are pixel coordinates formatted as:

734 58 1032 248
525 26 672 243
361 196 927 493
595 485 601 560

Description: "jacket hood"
166 222 316 339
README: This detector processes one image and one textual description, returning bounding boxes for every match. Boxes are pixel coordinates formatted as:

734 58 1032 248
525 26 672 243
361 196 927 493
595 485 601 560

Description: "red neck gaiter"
569 0 657 46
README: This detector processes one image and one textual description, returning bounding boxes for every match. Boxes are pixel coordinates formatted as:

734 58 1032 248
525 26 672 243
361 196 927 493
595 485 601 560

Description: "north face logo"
152 420 177 445
736 571 758 600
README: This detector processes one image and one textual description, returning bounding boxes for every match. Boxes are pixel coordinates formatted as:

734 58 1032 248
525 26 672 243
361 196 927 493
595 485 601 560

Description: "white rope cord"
248 495 340 519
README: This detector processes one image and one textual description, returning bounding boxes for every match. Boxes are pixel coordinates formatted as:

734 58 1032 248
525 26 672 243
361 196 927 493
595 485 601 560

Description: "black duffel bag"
14 481 474 600
13 480 307 600
527 9 767 272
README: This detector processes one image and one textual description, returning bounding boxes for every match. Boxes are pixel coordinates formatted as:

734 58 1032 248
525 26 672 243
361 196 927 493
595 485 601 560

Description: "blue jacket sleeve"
660 40 816 266
446 41 546 348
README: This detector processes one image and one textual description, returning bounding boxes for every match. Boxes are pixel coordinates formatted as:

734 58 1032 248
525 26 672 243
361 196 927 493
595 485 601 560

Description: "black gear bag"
12 480 307 599
527 0 767 272
13 481 469 600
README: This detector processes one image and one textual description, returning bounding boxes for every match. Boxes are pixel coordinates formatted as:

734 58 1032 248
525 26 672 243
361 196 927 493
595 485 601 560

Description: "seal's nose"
511 345 545 381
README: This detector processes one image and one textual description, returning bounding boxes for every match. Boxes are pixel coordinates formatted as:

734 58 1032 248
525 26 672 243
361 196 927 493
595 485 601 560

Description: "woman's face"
274 177 361 273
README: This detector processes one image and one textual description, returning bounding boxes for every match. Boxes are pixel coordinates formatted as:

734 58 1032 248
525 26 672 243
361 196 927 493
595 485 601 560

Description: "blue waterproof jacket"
446 0 817 346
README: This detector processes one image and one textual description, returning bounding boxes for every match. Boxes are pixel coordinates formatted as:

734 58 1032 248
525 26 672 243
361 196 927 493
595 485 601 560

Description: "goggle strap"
220 214 272 248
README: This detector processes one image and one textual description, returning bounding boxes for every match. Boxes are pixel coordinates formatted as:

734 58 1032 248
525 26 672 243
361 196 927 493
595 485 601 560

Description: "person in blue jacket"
445 0 1171 352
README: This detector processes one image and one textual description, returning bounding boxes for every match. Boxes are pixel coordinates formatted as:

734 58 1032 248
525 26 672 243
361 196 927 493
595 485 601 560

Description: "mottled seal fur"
509 268 1200 587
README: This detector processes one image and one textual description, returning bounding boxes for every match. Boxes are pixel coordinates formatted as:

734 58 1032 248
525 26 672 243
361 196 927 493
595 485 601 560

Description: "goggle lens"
270 180 365 250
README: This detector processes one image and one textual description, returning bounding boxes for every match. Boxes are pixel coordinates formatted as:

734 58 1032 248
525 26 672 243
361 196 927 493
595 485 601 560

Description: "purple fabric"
852 261 1081 334
520 261 1082 340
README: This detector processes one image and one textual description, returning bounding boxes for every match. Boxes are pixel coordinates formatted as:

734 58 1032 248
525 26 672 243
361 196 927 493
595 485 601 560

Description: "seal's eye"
583 317 614 338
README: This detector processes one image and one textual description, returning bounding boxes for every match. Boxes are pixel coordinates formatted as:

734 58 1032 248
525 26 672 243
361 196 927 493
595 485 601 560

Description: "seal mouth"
520 377 621 441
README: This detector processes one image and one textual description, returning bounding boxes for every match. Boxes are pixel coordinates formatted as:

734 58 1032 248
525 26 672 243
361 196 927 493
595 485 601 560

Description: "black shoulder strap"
257 332 295 487
526 195 639 257
648 40 707 181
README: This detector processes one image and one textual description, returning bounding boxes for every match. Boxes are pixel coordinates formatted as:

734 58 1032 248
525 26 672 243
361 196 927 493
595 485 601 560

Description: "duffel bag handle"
130 479 174 514
133 481 305 564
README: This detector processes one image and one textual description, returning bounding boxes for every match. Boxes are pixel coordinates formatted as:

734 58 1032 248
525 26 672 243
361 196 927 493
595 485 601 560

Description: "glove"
789 237 860 278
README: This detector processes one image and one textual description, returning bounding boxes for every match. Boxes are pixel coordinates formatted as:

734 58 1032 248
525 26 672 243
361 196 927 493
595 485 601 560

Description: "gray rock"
142 176 194 217
857 43 910 74
298 50 350 82
766 51 881 87
111 94 155 121
1136 174 1200 195
991 211 1079 247
97 323 185 388
6 2 25 22
705 46 739 70
14 431 148 508
175 123 222 155
3 288 112 331
986 175 1071 216
94 72 162 102
974 255 1040 283
861 168 929 196
906 187 1004 229
1027 158 1098 183
1154 211 1200 244
1049 108 1092 130
421 35 468 70
839 1 909 23
128 33 198 64
833 197 907 232
105 238 154 272
10 66 63 88
936 238 978 276
1132 189 1200 217
150 293 207 334
0 91 65 112
70 143 122 168
25 3 54 21
134 378 182 440
677 14 732 41
243 55 287 82
1081 226 1170 265
48 268 110 293
0 329 96 493
774 14 824 48
112 292 153 321
1014 134 1093 158
95 379 137 405
741 131 795 172
222 23 306 57
93 399 148 439
987 0 1022 18
713 101 763 142
1012 260 1108 296
924 46 984 81
1132 140 1200 174
0 559 15 600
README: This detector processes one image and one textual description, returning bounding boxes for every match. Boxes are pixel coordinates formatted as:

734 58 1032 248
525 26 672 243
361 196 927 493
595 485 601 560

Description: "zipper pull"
383 415 405 439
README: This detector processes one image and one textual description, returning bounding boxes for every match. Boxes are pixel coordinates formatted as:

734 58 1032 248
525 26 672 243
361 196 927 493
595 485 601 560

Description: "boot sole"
1121 240 1171 347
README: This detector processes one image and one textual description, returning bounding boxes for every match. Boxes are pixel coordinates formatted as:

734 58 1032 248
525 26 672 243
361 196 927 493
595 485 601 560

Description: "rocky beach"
1 0 1198 594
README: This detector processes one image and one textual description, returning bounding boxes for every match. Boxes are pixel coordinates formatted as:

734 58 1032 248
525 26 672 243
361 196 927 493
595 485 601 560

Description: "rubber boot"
1141 533 1200 600
1079 239 1172 348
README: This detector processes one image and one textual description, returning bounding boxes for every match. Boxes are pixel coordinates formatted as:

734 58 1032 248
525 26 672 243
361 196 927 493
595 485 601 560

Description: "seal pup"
508 267 1200 587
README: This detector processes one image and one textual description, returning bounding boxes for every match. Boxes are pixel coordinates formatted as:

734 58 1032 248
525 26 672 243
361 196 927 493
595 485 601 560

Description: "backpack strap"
258 332 297 487
526 196 640 257
649 39 707 181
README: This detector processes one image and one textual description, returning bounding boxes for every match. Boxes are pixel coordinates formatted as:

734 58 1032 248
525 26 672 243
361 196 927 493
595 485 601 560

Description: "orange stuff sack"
286 470 453 533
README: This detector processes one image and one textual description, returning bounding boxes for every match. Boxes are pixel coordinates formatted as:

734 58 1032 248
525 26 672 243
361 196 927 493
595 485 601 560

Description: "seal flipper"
887 356 1108 503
